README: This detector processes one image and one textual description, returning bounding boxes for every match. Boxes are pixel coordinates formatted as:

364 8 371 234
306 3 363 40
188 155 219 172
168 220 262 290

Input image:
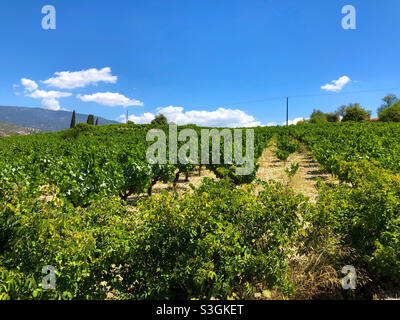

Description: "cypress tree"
70 110 76 128
95 118 99 126
87 114 94 125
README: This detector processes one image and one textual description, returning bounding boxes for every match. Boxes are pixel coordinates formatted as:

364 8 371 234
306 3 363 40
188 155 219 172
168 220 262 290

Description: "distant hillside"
0 106 119 132
0 121 41 137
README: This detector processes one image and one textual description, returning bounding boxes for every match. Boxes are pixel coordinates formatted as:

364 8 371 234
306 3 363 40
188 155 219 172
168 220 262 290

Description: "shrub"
117 178 308 299
0 196 135 299
341 103 371 122
274 133 299 163
378 102 400 122
0 178 312 300
150 114 168 126
309 110 328 124
315 160 400 284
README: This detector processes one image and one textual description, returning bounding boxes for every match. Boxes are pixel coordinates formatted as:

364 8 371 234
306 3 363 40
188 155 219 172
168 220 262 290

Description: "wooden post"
286 97 289 126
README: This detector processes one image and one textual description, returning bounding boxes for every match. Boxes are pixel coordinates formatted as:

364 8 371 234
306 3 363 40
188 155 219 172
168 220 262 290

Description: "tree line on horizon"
305 94 400 124
69 111 170 129
69 111 99 128
67 93 400 130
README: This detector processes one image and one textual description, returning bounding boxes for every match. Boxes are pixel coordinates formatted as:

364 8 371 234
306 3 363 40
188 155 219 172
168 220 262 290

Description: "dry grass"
288 241 355 300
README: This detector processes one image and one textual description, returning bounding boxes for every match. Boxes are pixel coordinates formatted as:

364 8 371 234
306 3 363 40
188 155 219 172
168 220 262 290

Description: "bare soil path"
256 140 333 202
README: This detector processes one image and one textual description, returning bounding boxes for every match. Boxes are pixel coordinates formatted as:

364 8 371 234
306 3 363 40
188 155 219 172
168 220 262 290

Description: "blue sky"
0 0 399 126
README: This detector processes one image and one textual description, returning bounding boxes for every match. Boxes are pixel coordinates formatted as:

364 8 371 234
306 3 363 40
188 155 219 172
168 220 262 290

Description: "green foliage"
377 94 398 114
291 121 400 174
274 133 299 162
275 149 290 162
309 109 328 124
70 110 76 128
341 103 371 122
3 121 400 299
0 196 135 299
378 101 400 122
326 112 339 122
86 115 94 125
0 267 42 300
0 177 310 299
285 162 299 179
290 122 400 284
60 123 94 139
150 113 168 126
122 178 308 299
206 127 273 185
315 161 400 284
213 162 259 185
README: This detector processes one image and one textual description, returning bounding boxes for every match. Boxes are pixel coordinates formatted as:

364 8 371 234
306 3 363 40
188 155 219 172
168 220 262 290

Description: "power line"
288 88 400 99
185 87 400 110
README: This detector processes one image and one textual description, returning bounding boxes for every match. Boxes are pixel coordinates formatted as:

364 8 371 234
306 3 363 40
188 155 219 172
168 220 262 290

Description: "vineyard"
0 122 399 299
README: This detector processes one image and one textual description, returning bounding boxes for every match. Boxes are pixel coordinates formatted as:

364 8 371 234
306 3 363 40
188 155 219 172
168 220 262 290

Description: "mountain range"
0 106 119 132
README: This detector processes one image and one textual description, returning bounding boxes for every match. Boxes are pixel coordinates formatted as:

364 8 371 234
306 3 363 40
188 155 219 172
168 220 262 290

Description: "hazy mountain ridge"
0 106 119 132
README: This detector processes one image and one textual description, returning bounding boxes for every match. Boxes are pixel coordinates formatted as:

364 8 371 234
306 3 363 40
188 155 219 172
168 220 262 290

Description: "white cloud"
77 92 144 107
122 106 263 127
41 98 62 111
120 112 155 124
25 89 72 111
42 67 117 89
321 76 351 92
21 78 38 92
282 117 307 126
26 89 72 99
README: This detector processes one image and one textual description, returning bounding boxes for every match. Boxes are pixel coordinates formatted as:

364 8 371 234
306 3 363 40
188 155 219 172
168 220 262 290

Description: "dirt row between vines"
125 141 334 204
145 139 333 202
256 141 334 202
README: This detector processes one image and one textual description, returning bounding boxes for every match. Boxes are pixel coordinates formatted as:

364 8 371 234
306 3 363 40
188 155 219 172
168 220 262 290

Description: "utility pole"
286 97 289 126
126 109 129 124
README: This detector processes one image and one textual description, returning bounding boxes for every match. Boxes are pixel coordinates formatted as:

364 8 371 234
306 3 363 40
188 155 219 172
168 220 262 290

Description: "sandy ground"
126 166 217 205
256 142 334 202
153 166 217 194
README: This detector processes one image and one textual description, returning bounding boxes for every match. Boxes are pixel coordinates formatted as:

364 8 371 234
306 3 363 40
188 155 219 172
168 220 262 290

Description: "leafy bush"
0 178 311 299
119 178 308 299
378 101 400 122
211 162 259 185
309 110 328 124
341 103 371 122
315 160 400 284
60 123 95 139
0 195 135 299
274 133 299 163
150 114 168 126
